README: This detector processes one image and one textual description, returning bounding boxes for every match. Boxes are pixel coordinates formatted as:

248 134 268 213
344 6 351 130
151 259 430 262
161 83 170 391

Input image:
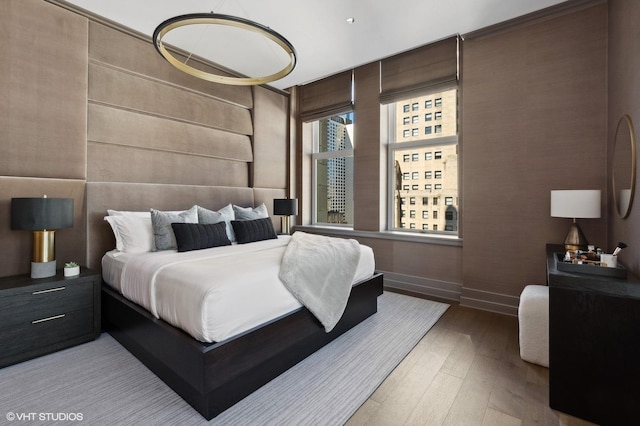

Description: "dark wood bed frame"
101 272 383 420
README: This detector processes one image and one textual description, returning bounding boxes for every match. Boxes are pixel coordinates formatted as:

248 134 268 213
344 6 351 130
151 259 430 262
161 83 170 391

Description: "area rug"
0 292 448 425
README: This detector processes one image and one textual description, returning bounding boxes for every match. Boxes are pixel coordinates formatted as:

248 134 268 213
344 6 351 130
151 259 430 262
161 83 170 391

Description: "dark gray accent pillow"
231 217 277 244
171 222 231 252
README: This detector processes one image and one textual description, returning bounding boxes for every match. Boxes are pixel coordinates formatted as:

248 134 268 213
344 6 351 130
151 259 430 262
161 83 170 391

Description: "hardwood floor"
347 303 598 426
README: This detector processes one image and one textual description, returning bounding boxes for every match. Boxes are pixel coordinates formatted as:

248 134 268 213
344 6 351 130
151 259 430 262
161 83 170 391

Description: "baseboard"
459 287 520 316
380 271 462 303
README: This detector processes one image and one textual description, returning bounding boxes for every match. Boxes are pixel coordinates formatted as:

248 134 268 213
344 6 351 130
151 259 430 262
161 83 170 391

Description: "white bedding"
102 235 375 343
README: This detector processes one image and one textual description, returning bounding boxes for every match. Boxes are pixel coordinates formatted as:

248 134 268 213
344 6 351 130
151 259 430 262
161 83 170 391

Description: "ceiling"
62 0 567 91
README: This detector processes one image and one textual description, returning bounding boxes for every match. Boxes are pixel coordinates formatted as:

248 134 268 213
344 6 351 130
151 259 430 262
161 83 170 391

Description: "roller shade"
380 36 458 104
300 70 353 121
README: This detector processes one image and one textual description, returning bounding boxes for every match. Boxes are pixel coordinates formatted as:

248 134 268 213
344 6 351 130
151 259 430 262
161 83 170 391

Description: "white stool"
518 285 549 367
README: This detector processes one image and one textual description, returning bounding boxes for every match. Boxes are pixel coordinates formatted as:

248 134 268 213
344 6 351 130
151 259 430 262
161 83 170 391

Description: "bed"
90 185 382 419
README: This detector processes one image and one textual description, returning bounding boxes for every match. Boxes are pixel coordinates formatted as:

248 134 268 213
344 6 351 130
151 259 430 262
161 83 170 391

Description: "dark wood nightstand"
0 267 101 368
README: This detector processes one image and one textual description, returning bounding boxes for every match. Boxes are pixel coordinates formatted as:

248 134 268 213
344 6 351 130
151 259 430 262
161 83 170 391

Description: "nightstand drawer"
0 282 93 328
0 308 94 366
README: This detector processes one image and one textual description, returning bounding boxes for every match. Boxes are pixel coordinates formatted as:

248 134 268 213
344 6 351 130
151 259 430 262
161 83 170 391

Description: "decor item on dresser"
153 13 297 86
550 190 601 250
10 196 73 278
64 261 80 277
273 198 298 234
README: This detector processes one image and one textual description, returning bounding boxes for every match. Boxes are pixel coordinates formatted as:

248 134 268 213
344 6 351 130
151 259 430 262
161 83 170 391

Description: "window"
400 197 406 205
403 172 409 180
403 117 410 125
445 197 453 205
410 210 416 218
410 223 416 229
403 129 410 138
403 104 410 113
412 102 419 111
389 87 459 234
412 115 419 124
312 113 354 225
403 154 410 162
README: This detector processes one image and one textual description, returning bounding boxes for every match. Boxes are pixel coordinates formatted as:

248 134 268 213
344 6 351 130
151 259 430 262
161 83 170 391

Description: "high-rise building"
393 89 458 232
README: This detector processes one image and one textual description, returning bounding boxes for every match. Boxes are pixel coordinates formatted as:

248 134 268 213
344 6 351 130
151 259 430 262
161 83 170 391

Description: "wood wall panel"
353 62 384 232
88 104 253 162
89 64 253 136
252 86 288 189
88 22 253 109
87 143 248 187
462 4 607 298
0 177 86 277
0 0 87 180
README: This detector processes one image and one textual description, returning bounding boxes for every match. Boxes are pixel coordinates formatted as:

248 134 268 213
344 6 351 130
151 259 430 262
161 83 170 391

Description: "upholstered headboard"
86 182 285 270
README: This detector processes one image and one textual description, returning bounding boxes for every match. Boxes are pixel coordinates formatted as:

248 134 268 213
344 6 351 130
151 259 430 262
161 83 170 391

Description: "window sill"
294 225 462 247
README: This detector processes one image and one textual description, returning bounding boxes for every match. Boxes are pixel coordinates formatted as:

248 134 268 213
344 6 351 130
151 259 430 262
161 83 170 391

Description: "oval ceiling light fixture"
153 13 297 86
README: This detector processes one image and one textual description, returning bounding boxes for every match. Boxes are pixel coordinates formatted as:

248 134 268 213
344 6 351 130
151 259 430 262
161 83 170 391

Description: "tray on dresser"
554 253 627 279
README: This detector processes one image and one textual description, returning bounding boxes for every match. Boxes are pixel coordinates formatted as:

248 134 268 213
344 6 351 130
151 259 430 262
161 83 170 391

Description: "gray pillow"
196 204 235 242
232 203 268 220
150 206 198 250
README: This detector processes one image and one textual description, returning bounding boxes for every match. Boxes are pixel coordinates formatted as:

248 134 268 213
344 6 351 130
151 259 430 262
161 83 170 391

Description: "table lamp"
273 198 298 234
550 190 600 250
11 196 74 278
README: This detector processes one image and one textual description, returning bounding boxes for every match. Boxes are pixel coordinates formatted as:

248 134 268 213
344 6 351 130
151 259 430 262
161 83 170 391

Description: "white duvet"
103 236 375 343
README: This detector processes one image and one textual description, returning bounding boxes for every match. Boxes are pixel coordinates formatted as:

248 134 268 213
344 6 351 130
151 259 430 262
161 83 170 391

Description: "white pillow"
104 215 155 253
232 203 269 220
107 209 150 218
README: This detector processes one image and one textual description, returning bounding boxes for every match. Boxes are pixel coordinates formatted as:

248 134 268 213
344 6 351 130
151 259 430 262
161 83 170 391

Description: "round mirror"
612 114 637 219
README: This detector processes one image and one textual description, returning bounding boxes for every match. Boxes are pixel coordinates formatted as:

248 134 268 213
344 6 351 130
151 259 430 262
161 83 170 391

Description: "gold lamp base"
31 230 57 278
563 221 588 251
280 216 291 235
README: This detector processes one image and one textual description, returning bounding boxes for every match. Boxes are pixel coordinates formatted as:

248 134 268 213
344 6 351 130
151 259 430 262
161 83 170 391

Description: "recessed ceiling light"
346 17 355 24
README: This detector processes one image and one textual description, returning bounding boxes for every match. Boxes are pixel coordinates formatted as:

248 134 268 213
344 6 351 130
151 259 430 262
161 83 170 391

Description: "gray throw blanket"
279 232 361 332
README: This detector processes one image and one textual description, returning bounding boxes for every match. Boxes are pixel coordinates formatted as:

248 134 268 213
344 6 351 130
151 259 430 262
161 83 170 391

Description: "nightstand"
0 267 101 368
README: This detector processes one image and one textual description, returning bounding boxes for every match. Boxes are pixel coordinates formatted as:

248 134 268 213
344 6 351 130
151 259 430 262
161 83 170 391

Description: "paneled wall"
1 0 289 276
461 3 607 310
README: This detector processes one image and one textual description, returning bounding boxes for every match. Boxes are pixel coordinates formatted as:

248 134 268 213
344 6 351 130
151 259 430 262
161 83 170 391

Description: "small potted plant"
64 261 80 277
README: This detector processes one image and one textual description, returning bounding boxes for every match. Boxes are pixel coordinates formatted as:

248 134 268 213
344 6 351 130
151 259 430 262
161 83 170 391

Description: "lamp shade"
273 198 298 216
550 190 601 219
11 197 74 230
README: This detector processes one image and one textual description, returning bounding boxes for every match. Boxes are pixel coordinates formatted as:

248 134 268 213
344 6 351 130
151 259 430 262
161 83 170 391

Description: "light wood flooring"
347 302 598 426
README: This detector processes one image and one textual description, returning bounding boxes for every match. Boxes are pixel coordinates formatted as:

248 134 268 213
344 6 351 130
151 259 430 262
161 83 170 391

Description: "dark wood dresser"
0 268 101 368
546 244 640 425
